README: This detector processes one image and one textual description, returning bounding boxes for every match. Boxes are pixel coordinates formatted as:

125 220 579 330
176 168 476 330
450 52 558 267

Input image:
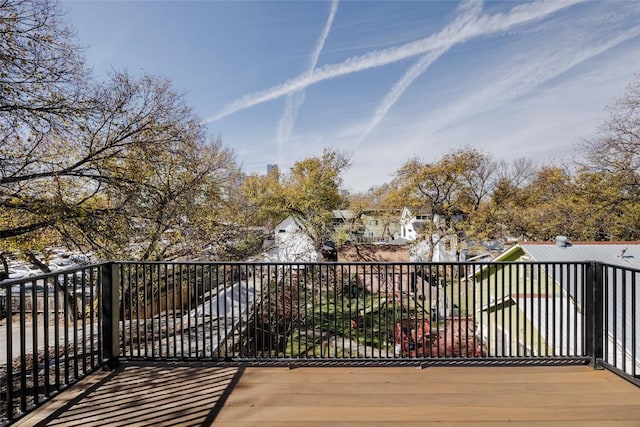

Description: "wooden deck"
13 363 640 426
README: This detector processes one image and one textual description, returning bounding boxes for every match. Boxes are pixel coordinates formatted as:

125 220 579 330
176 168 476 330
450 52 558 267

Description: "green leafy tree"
241 165 288 230
283 149 350 241
571 169 640 241
241 149 350 244
392 147 497 257
342 184 403 243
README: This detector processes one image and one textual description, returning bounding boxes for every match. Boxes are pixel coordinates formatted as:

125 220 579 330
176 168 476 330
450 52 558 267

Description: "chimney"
555 236 568 248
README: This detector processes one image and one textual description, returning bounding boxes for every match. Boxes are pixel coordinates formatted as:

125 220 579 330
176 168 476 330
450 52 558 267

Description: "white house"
399 207 427 241
266 216 321 263
400 207 459 262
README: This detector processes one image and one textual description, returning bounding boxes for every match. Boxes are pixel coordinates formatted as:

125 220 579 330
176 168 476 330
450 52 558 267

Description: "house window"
370 220 379 226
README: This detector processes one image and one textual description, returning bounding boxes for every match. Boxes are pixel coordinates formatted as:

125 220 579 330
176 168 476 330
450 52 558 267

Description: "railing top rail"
4 260 634 290
0 262 109 288
600 262 640 274
112 260 594 266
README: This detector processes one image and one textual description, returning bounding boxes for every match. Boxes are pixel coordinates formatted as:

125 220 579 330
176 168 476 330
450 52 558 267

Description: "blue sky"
63 0 640 193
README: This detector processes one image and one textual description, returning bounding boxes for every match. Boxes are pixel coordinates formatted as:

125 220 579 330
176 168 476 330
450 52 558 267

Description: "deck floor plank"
11 364 640 427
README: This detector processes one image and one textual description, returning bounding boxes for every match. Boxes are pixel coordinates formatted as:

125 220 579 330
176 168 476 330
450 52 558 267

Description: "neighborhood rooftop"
500 241 640 270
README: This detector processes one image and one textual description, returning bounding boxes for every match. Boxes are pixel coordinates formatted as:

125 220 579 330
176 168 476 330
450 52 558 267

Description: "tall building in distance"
267 164 278 175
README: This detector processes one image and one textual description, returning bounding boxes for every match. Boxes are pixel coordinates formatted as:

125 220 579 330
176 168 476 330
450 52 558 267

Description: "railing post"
585 261 603 369
101 262 121 369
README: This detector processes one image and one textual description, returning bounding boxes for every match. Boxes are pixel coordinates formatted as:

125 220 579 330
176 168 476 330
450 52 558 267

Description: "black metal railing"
2 260 639 425
599 263 640 386
1 264 106 425
115 261 593 364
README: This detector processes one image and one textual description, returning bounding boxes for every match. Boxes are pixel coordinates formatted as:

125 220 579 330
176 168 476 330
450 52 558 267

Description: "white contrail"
277 0 339 161
417 25 640 140
206 0 586 123
356 0 483 146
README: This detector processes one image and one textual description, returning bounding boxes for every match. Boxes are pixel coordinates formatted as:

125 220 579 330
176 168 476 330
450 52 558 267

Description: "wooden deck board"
12 364 640 426
209 423 640 427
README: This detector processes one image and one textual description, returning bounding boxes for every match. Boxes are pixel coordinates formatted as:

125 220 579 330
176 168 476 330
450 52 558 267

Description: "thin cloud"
206 0 585 123
414 26 640 142
355 0 483 147
276 0 339 162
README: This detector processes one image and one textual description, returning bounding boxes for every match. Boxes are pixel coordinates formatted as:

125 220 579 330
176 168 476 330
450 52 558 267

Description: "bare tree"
1 1 248 261
581 76 640 184
0 0 89 146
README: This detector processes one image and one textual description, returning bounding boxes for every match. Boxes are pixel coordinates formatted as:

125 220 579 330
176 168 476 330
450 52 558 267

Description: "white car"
0 268 26 282
11 283 53 294
11 264 43 277
48 259 76 271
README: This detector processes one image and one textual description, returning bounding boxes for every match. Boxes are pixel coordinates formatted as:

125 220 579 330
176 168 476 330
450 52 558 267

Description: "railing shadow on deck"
32 363 245 427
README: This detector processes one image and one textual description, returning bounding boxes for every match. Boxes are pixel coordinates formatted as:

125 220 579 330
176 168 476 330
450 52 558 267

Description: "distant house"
359 211 400 242
331 209 360 242
333 209 399 243
266 216 321 263
399 207 427 242
399 207 459 262
472 239 640 374
332 210 355 227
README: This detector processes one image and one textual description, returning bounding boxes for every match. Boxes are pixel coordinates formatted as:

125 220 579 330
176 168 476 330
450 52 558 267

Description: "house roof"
482 240 639 366
275 215 305 232
338 244 410 262
332 210 354 220
497 241 640 270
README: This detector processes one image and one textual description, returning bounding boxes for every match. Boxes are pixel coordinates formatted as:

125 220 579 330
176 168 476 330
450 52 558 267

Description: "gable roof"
275 215 305 232
332 210 354 220
491 241 640 371
496 241 640 270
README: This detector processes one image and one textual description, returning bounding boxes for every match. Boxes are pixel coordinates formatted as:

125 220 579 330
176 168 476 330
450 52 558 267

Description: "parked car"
48 259 76 271
47 247 68 257
11 264 43 277
10 283 53 294
0 268 26 282
47 263 61 271
69 253 92 265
